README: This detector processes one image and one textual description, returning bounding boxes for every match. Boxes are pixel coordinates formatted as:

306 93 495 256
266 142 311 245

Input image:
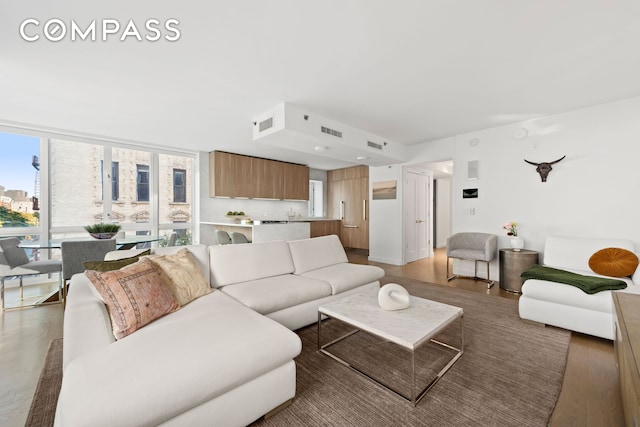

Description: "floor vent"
321 126 343 139
367 140 383 150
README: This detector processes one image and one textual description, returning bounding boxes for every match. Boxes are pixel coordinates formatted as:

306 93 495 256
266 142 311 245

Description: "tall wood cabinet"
209 151 309 200
327 165 369 250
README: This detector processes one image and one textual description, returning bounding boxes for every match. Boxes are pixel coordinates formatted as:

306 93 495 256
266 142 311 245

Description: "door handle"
343 225 359 228
363 200 367 221
340 201 344 220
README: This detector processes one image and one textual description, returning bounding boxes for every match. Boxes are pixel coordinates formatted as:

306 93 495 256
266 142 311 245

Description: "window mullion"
103 147 113 223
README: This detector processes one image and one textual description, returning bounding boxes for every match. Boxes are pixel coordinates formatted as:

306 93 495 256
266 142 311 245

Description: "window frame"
173 168 187 203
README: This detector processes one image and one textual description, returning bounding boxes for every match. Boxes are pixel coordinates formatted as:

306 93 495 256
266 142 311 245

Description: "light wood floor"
0 248 624 426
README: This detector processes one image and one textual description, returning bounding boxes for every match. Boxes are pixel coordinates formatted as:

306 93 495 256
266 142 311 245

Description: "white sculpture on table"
378 283 410 311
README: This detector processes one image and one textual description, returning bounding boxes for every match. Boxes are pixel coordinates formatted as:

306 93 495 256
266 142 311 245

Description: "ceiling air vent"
321 126 343 139
259 117 274 132
367 140 383 150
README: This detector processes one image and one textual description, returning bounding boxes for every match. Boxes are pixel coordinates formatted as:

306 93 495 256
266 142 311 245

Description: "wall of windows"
0 129 197 248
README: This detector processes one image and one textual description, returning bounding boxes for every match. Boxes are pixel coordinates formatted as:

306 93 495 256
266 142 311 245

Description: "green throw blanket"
521 264 628 294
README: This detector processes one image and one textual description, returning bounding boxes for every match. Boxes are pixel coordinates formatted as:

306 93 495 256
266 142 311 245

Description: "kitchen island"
201 220 311 244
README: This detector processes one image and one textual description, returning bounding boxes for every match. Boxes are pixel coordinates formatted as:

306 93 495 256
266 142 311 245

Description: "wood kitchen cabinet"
254 158 283 199
282 163 309 200
209 151 237 197
309 220 341 238
209 151 309 200
327 165 369 249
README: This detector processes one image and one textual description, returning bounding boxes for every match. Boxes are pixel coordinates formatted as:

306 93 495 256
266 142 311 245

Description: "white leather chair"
446 232 497 288
0 237 63 310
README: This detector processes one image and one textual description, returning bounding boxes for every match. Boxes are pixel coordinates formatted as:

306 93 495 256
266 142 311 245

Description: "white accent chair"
446 232 498 289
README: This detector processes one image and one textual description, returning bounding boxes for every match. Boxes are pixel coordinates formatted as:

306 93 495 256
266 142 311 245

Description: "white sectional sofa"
519 235 640 340
210 235 384 330
55 235 384 426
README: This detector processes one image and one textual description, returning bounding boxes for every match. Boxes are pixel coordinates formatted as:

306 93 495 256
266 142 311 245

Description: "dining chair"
0 237 63 310
230 232 250 244
215 230 232 245
167 232 178 247
61 239 117 302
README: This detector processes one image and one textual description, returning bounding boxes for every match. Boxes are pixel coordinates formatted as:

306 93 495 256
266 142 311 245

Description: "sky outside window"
0 132 40 196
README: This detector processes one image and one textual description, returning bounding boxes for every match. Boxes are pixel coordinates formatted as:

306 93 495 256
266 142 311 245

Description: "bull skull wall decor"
524 155 566 182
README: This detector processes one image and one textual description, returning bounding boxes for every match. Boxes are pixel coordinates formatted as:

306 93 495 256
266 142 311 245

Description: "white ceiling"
2 1 640 170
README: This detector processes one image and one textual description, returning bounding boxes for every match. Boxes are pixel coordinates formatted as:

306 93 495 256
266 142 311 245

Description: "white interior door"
403 168 432 263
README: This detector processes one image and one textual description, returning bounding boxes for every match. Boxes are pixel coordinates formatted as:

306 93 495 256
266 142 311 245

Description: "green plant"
84 223 121 234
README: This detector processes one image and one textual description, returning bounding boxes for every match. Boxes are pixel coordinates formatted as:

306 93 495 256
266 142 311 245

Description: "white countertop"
201 218 340 227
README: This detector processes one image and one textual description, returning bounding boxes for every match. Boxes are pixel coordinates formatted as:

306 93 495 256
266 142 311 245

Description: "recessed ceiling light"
314 146 328 151
356 156 369 160
513 128 529 140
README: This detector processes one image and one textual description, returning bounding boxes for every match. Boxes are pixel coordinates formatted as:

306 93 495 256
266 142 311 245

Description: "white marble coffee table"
318 290 464 406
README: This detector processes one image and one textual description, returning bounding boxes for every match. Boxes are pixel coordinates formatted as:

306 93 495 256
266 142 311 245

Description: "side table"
499 248 539 293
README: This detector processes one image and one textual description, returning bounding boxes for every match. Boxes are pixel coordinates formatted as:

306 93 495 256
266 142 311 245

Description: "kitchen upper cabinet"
209 151 309 200
283 163 310 200
254 158 283 199
327 166 369 250
234 154 254 198
209 151 236 197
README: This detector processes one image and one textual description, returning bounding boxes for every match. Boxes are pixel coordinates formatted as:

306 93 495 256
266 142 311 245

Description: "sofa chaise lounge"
519 235 640 340
55 235 384 426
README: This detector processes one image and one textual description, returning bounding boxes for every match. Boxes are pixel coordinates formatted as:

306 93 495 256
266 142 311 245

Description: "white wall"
369 164 404 265
435 177 451 248
369 96 640 274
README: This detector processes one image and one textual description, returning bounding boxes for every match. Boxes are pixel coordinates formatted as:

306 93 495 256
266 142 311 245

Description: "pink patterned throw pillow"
86 258 180 339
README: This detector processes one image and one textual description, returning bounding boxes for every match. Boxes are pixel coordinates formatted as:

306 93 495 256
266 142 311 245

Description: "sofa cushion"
104 245 211 286
144 248 212 306
220 275 332 314
83 249 151 272
56 291 302 427
85 258 180 339
543 236 634 272
589 247 639 278
300 263 385 294
288 235 348 275
209 241 294 287
521 279 616 313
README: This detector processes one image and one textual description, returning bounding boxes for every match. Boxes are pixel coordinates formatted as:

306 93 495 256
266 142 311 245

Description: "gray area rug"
27 276 570 426
254 276 571 427
25 337 62 427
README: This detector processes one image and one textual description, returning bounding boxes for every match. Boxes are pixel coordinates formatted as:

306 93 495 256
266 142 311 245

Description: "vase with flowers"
503 221 524 251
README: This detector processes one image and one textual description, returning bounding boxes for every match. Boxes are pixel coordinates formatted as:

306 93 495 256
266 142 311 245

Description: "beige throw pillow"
86 258 180 340
144 248 212 306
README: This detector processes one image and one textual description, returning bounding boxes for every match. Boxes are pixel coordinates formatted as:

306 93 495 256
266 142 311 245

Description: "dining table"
18 236 160 251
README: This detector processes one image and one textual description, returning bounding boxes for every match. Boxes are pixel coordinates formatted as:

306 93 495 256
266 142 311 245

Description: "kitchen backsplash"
200 197 311 221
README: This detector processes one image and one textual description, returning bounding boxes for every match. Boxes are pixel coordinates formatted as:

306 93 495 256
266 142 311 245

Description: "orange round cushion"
589 247 639 277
